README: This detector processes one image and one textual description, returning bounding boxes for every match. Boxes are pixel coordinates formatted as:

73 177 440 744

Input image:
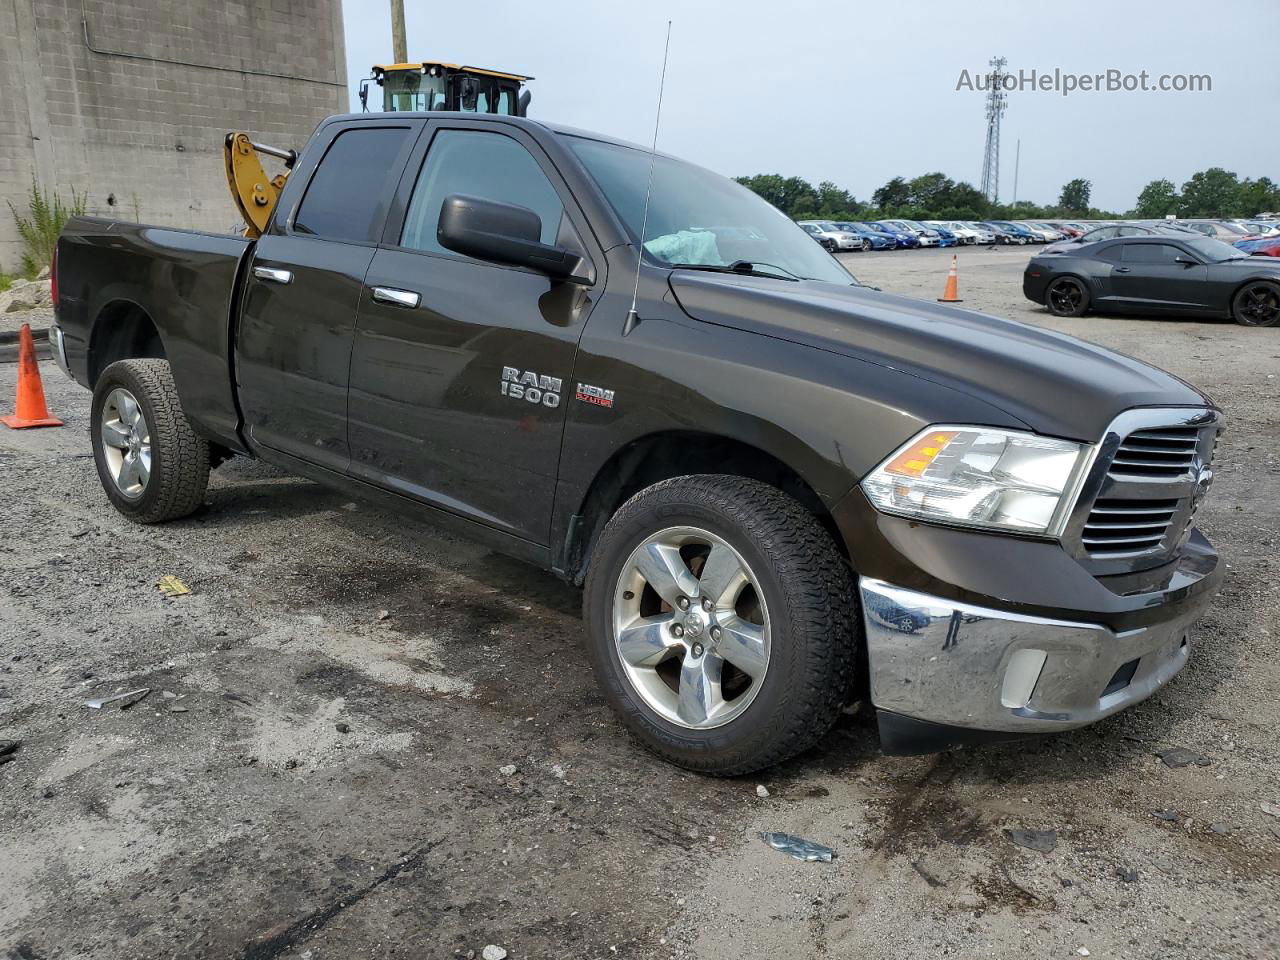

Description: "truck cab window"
400 130 564 255
293 127 412 243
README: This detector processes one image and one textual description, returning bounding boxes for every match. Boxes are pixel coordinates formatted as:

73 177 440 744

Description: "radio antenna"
624 20 672 336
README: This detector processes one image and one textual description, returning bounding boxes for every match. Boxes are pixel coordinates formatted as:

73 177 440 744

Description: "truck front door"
346 121 601 544
236 119 420 472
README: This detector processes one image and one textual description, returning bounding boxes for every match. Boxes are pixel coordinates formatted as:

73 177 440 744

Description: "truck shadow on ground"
194 457 1238 798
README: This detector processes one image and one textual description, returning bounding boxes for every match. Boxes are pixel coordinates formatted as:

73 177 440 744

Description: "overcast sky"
340 0 1278 212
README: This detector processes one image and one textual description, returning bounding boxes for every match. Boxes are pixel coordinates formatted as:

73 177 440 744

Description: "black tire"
1231 280 1280 327
91 358 210 523
1046 276 1090 317
582 475 857 775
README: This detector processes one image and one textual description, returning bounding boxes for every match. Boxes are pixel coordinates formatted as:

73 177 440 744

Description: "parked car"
1020 222 1067 242
927 221 983 244
799 222 838 252
52 110 1224 770
1235 220 1280 237
865 222 918 249
919 222 958 248
1025 233 1280 325
1235 235 1280 257
956 221 999 244
1177 220 1261 243
1043 223 1190 255
798 220 865 252
832 222 896 251
878 219 938 247
1044 221 1085 238
980 220 1035 244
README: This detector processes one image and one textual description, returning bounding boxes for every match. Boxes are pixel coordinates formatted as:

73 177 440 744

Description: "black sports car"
1024 234 1280 326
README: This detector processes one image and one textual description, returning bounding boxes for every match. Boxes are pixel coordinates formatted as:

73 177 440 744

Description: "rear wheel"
583 476 857 775
91 359 209 523
1231 281 1280 327
1046 277 1089 317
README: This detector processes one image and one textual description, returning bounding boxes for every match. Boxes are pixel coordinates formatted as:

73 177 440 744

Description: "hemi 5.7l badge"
575 383 615 409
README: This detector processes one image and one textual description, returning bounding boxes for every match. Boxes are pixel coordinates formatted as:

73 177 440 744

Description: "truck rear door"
345 119 602 544
235 118 421 472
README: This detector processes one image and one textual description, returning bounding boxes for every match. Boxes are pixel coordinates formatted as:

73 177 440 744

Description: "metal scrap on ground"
1004 828 1058 853
85 688 151 710
759 832 836 862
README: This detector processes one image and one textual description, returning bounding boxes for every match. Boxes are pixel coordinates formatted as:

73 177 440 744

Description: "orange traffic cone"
937 255 963 303
2 323 63 429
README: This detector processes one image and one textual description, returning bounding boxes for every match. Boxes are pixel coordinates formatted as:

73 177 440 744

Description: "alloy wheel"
612 526 771 729
1236 283 1280 326
1048 279 1084 315
100 388 151 498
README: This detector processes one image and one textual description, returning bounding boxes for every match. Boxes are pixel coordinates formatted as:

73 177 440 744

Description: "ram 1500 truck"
51 112 1223 774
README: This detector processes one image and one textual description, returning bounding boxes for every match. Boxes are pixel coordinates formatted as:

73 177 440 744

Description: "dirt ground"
1 246 1277 959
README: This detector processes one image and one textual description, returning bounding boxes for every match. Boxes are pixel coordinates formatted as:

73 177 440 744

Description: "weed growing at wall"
7 179 87 278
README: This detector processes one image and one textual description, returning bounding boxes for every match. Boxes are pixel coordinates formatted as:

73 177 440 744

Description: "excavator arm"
223 133 297 238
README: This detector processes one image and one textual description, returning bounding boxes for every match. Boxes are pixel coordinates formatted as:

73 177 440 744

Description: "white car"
926 221 982 245
1018 222 1065 242
798 220 866 251
958 221 999 243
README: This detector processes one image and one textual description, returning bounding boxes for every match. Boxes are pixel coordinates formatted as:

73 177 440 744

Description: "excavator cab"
359 62 532 116
225 62 532 238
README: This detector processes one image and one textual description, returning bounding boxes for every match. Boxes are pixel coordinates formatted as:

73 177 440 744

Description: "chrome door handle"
370 286 421 308
253 266 293 284
1114 266 1131 273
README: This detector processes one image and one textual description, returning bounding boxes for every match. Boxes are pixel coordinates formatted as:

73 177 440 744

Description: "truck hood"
668 272 1211 442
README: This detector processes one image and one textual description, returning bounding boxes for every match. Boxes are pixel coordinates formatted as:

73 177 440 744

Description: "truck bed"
56 216 254 450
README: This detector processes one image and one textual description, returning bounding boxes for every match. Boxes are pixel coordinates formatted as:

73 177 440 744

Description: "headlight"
861 426 1089 536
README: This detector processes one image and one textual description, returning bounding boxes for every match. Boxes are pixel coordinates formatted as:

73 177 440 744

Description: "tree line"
734 168 1280 223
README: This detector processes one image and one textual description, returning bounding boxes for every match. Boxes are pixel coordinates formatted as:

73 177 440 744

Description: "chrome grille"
1065 408 1222 576
1082 498 1178 555
1110 427 1201 477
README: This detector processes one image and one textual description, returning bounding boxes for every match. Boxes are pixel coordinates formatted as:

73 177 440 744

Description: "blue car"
864 222 918 249
984 220 1038 244
833 222 896 250
974 222 1027 245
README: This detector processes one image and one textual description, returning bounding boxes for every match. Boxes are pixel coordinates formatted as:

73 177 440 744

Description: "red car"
1235 235 1280 257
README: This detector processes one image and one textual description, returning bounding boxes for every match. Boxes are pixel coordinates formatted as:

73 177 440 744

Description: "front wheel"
91 359 210 523
1231 281 1280 327
1046 277 1090 317
583 476 857 775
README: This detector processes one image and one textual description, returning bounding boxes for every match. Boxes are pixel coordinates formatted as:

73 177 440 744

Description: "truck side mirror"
517 89 532 117
358 79 369 112
437 194 586 283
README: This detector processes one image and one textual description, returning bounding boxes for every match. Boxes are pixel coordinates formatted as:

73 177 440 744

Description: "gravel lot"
1 246 1277 959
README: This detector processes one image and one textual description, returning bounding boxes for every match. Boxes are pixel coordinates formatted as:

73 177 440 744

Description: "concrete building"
0 0 348 272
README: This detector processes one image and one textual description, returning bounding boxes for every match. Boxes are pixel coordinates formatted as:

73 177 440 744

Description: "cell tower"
980 57 1008 205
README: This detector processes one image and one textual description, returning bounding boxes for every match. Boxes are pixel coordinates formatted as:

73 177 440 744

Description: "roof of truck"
330 111 662 157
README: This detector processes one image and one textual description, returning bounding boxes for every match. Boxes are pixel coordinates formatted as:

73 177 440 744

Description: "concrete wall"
0 0 348 272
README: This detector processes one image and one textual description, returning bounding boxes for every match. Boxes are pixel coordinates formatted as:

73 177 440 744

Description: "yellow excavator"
224 60 532 238
360 61 532 116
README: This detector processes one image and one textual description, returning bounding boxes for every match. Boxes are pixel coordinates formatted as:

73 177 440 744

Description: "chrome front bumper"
860 578 1204 735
